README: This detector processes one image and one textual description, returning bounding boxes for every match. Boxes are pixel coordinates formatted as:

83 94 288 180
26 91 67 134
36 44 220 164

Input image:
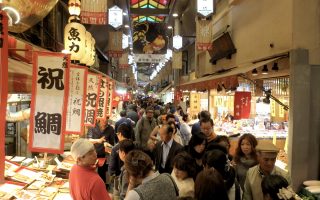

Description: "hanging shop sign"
108 5 123 29
0 11 9 182
64 20 86 61
65 65 87 134
106 80 114 116
80 31 92 65
172 35 183 50
134 54 166 63
234 91 251 120
122 34 129 49
84 73 101 126
133 22 168 54
197 0 214 17
119 52 129 69
196 19 212 50
87 37 96 66
107 31 123 57
97 77 108 119
81 0 108 25
190 93 201 114
29 52 70 154
172 51 182 69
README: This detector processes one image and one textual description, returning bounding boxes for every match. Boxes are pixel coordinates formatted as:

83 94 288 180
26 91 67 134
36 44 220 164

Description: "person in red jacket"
69 138 111 200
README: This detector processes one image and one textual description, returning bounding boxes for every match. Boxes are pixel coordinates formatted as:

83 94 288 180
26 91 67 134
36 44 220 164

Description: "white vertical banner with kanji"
97 77 108 119
84 73 101 127
65 65 88 134
29 52 70 154
106 80 114 117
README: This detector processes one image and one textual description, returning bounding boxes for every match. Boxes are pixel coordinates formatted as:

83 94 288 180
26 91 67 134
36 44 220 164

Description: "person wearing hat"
69 138 111 200
243 140 291 200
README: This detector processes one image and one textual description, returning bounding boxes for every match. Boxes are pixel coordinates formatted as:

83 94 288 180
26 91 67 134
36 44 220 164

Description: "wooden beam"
130 8 170 16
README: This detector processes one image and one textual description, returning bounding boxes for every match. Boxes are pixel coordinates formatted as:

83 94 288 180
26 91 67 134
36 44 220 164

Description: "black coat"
154 139 183 174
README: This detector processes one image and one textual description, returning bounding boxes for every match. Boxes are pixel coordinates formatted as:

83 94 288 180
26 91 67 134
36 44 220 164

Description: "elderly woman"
124 150 179 200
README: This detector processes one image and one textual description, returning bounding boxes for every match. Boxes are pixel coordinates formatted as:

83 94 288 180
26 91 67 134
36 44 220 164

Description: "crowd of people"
68 98 302 200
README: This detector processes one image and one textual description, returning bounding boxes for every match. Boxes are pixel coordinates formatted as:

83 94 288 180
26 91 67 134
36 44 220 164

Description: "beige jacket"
243 165 291 200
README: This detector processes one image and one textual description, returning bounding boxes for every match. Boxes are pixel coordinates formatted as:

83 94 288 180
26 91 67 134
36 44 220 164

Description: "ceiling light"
2 6 20 24
272 62 279 71
123 12 127 16
252 68 258 76
61 49 70 54
168 26 173 29
261 65 268 75
172 13 179 17
124 24 130 28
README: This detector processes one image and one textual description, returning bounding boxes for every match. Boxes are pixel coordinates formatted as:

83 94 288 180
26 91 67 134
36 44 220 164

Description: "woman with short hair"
124 150 179 200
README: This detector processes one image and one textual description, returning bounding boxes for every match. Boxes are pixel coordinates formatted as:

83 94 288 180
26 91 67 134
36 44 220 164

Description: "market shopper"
135 107 157 148
153 122 183 174
87 119 111 185
200 118 218 147
191 110 211 135
118 139 136 200
124 150 179 200
261 174 302 200
69 138 111 200
243 141 291 200
171 152 197 198
233 133 258 190
194 168 229 200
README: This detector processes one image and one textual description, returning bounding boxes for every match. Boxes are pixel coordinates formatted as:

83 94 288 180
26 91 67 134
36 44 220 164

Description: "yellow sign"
270 99 276 117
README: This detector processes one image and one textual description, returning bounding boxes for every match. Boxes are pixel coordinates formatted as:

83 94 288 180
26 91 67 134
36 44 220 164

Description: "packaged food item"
37 172 55 183
14 190 36 200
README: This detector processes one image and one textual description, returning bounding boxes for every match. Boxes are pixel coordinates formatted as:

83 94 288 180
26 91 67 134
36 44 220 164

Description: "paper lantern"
68 0 81 16
64 20 86 61
87 38 96 66
80 31 92 65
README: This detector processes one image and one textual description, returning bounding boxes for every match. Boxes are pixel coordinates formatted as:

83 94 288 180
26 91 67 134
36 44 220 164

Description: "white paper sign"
29 52 70 154
84 73 101 126
134 54 166 63
97 77 108 119
197 0 214 17
66 66 87 134
108 6 123 29
106 80 114 116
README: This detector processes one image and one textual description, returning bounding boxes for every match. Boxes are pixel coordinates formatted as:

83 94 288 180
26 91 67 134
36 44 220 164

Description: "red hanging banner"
0 11 9 183
65 65 88 134
234 91 251 120
29 52 70 154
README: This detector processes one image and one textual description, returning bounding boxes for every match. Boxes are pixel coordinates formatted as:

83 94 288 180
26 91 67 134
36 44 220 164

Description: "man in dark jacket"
154 122 183 174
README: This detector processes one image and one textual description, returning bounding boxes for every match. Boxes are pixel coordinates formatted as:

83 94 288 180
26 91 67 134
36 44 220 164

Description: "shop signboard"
197 0 214 17
81 0 108 25
0 11 9 182
108 5 123 29
106 80 114 117
134 54 166 63
234 91 251 120
84 73 101 127
190 93 201 115
97 77 108 119
65 65 87 134
29 52 70 154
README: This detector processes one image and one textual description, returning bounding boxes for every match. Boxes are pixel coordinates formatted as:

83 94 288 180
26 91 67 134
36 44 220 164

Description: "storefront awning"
178 57 279 91
8 58 32 93
159 84 172 94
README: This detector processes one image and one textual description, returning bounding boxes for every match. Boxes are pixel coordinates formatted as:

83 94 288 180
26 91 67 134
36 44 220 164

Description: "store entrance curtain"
29 52 70 154
234 91 251 120
65 65 88 134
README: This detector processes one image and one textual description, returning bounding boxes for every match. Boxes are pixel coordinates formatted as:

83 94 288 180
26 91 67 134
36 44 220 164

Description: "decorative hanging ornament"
68 0 81 16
